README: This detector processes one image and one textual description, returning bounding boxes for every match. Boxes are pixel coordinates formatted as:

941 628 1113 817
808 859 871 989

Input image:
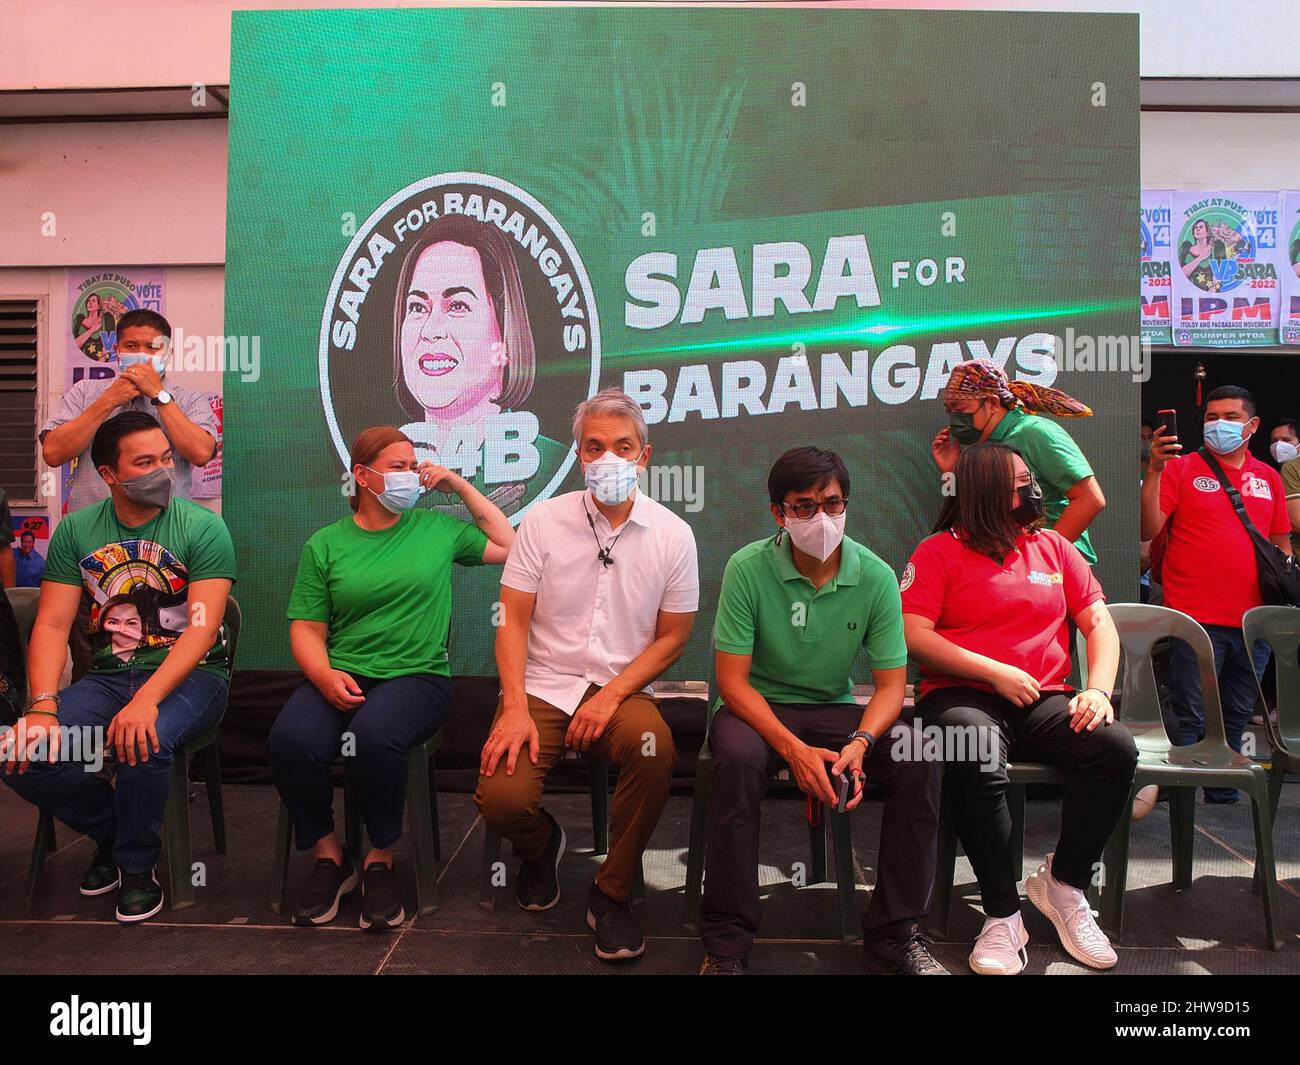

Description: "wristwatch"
152 389 174 406
847 729 876 752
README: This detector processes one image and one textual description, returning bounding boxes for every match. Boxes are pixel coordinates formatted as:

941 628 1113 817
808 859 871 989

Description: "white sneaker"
1025 853 1117 970
969 911 1029 975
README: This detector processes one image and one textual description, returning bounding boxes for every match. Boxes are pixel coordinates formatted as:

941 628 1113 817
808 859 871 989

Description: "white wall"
1142 112 1300 189
4 0 1297 90
0 121 227 268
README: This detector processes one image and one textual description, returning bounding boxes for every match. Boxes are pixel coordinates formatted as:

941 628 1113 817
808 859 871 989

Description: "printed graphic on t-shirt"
1027 570 1063 586
1192 476 1220 493
80 538 228 673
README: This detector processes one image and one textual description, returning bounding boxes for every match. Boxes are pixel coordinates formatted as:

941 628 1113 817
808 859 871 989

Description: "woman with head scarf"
931 359 1104 563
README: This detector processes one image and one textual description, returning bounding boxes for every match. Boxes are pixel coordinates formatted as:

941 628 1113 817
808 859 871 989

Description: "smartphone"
834 771 852 813
1156 408 1178 441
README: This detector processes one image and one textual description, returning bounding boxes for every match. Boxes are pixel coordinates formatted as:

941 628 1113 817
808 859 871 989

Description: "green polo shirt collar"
770 531 862 589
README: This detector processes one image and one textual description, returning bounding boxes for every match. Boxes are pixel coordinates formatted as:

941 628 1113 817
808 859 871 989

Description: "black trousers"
698 703 941 960
919 686 1138 918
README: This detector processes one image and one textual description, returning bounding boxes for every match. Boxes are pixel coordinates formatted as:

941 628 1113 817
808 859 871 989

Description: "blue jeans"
1168 625 1271 803
267 674 451 851
3 668 229 872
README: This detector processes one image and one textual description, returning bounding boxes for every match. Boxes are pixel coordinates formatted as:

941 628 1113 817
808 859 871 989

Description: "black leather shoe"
863 924 950 975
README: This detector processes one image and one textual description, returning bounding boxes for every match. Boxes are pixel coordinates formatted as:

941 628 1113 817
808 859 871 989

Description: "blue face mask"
118 352 168 375
364 467 422 513
1203 418 1247 455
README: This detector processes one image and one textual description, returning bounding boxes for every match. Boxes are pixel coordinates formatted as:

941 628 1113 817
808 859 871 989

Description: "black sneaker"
291 856 359 927
515 809 566 912
359 861 405 931
115 869 164 923
80 839 120 897
699 954 747 975
863 924 950 975
586 881 645 961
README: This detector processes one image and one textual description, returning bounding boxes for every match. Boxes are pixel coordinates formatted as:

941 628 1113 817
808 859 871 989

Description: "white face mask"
1271 440 1299 464
783 510 846 562
583 449 643 505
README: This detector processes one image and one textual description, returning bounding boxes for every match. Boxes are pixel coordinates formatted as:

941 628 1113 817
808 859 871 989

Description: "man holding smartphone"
697 447 945 976
1141 386 1292 802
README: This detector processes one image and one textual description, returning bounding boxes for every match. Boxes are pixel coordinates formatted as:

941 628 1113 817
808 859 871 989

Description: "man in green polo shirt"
697 447 945 976
931 359 1104 563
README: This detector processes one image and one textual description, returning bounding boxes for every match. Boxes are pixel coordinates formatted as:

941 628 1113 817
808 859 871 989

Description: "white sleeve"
658 521 699 613
500 508 545 593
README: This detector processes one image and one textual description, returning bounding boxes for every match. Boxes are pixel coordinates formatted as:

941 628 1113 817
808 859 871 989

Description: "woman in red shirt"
901 443 1136 975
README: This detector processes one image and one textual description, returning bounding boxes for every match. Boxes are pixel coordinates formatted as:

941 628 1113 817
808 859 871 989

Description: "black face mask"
1011 480 1044 526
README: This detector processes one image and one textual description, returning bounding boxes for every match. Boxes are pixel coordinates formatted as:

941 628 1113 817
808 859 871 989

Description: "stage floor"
0 777 1296 975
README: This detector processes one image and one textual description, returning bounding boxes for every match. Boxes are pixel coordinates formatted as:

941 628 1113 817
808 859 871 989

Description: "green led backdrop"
224 6 1140 675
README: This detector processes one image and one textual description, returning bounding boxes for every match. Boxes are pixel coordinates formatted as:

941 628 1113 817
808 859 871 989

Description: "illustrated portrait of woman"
390 214 569 517
72 292 120 362
1179 217 1247 291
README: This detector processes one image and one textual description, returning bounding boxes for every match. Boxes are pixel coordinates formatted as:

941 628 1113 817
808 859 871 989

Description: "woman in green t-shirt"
268 426 514 930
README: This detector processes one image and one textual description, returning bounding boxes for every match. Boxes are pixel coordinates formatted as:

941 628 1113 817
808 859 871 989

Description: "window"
0 298 41 504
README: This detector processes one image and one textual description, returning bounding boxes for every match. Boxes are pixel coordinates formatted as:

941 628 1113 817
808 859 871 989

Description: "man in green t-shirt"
698 447 945 976
0 411 234 923
932 359 1104 563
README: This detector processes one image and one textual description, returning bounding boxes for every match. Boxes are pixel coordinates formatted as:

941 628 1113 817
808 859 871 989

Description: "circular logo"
71 282 141 363
318 172 601 525
900 562 916 592
1177 208 1255 295
1192 476 1220 493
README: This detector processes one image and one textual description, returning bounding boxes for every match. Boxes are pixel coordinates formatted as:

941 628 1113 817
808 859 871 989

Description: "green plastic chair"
479 751 645 911
681 645 858 944
5 586 54 713
1242 606 1299 892
270 729 444 917
25 593 240 912
1098 603 1282 950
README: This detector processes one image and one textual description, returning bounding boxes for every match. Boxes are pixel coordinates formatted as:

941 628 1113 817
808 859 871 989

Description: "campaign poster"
62 269 166 512
10 513 49 589
1282 191 1300 346
1171 192 1282 347
1140 190 1173 344
191 394 224 498
224 7 1140 675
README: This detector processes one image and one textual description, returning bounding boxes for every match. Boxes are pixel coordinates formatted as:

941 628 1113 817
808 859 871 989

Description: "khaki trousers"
474 684 676 900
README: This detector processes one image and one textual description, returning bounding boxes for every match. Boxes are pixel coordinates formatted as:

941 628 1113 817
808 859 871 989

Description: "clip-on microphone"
587 510 618 568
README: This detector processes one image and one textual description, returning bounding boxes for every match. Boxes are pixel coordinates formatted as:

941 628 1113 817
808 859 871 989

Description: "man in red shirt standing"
1141 386 1293 803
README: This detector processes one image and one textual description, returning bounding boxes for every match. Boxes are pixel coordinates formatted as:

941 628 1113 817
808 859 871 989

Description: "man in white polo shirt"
475 387 698 962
